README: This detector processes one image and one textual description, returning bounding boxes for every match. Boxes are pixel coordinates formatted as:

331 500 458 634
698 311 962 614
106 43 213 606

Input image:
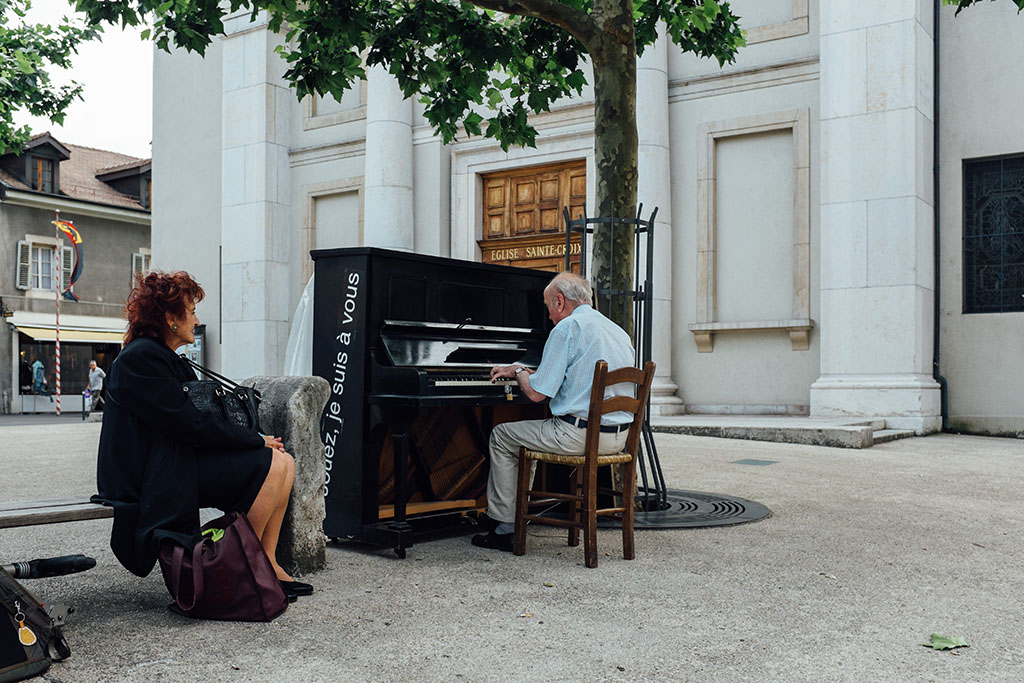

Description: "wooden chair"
513 360 656 568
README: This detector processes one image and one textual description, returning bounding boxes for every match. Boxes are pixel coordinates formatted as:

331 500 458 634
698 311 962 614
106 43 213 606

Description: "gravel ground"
1 418 1021 682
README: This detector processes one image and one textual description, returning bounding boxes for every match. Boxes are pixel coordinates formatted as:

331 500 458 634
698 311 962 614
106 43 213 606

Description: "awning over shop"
14 326 124 344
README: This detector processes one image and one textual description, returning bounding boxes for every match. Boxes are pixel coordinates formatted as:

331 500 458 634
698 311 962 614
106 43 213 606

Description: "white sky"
12 2 153 159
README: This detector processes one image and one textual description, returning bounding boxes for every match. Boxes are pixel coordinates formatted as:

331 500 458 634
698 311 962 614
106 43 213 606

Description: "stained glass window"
963 156 1024 313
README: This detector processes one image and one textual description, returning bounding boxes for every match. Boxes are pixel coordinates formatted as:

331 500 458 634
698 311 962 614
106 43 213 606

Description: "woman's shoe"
280 579 313 597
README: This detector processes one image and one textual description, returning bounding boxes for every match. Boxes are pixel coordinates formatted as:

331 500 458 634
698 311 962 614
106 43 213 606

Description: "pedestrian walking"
88 360 106 411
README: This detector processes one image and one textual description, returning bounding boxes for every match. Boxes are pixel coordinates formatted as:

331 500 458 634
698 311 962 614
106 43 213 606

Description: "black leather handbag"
179 355 262 434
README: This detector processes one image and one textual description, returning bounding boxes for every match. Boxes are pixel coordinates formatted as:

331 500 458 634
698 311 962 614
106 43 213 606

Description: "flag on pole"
53 219 83 301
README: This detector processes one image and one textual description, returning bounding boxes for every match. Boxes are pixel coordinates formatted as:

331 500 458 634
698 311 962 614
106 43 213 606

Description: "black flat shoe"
471 531 513 552
280 579 314 597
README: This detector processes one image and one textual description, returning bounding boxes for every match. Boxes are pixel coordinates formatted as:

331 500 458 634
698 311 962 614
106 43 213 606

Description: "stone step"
651 422 874 449
871 428 915 444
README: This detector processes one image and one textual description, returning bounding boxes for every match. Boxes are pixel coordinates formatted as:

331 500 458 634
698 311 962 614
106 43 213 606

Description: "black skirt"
196 446 273 514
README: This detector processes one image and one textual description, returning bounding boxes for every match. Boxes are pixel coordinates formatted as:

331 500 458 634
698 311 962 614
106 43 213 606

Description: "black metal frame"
562 204 668 510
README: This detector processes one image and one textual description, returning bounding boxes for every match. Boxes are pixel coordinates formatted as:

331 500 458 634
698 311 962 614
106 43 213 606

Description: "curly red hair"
125 271 205 344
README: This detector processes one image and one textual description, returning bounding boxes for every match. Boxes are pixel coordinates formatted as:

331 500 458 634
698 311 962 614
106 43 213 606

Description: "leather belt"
557 415 629 433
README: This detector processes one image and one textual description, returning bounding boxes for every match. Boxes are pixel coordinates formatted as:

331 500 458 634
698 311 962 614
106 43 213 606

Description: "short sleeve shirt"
529 304 636 424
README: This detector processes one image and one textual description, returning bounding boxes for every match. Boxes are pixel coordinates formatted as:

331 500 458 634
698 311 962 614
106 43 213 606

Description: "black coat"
93 337 265 577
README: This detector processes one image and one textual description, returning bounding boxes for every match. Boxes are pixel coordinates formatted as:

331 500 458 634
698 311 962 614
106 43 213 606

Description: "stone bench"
0 376 330 576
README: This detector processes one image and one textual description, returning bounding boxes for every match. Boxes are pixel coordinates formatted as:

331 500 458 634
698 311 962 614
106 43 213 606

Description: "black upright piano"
311 247 553 555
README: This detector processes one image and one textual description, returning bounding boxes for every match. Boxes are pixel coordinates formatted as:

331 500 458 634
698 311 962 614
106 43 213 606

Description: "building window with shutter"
963 155 1024 314
30 156 55 193
15 236 73 295
31 246 54 290
132 250 152 284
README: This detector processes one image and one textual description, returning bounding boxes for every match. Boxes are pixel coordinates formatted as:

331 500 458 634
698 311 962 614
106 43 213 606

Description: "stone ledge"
688 319 814 352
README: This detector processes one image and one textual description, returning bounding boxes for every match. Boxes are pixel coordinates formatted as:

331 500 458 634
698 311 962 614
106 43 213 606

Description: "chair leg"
622 456 637 561
583 463 598 568
567 466 580 547
513 449 531 556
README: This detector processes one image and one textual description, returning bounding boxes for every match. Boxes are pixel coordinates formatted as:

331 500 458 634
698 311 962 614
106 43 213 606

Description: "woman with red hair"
94 271 312 600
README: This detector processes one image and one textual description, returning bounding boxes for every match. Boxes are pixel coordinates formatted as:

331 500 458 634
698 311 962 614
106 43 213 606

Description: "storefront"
8 312 125 414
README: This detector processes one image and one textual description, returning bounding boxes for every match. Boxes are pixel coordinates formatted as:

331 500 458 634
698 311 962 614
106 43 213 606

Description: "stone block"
820 0 917 37
867 196 919 287
820 109 917 205
867 21 916 113
821 30 867 119
245 375 330 576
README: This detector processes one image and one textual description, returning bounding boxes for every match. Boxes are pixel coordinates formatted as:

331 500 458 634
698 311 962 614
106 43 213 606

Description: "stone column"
811 4 940 433
637 28 683 416
363 65 415 250
220 13 292 377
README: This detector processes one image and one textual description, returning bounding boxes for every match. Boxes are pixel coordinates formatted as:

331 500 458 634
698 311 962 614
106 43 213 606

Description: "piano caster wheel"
394 547 407 559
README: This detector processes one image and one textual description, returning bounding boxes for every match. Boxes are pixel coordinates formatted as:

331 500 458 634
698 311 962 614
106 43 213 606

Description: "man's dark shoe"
471 531 514 552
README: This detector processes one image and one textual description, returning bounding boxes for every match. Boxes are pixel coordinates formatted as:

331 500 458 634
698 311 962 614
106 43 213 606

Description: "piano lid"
380 319 545 369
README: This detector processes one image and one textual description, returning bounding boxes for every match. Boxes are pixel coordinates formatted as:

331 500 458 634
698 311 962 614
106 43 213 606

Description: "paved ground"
1 416 1022 682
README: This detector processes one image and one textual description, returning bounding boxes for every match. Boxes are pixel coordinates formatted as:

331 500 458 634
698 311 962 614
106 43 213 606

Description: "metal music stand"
563 205 667 511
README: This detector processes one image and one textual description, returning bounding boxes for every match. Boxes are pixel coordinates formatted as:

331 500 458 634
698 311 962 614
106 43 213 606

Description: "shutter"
16 241 31 289
132 252 150 286
62 245 74 292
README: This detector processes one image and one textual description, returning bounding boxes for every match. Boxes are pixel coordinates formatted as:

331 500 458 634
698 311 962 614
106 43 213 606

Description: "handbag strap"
178 354 240 391
170 542 204 612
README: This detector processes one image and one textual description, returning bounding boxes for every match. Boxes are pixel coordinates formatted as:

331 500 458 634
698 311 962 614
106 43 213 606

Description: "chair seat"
522 448 633 466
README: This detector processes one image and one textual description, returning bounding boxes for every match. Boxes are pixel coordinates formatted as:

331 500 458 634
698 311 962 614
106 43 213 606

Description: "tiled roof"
0 167 27 191
96 158 151 176
60 143 149 210
0 134 150 212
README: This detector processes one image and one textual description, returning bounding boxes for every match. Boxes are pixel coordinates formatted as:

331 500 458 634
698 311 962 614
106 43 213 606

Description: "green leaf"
463 111 483 136
920 634 969 650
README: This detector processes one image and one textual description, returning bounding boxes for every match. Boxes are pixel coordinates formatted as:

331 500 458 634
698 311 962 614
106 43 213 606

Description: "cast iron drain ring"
597 488 772 529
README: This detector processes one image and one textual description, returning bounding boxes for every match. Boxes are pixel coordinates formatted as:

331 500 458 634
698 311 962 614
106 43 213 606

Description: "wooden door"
479 161 585 272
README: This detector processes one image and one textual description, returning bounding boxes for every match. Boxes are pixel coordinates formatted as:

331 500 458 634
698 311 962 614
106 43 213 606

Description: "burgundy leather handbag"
158 512 287 622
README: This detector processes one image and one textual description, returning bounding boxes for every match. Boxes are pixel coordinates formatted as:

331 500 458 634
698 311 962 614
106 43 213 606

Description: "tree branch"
466 0 596 46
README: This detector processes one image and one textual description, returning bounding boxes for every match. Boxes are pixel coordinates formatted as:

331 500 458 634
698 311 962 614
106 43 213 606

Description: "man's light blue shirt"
529 304 636 424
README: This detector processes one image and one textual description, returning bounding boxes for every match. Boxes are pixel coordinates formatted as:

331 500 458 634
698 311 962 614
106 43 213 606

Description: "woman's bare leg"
247 448 295 581
260 451 295 581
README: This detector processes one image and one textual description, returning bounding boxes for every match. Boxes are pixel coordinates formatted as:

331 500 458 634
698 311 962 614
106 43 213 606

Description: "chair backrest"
582 361 656 460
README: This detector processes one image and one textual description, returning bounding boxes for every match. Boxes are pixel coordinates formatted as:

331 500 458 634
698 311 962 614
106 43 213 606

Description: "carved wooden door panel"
479 161 585 273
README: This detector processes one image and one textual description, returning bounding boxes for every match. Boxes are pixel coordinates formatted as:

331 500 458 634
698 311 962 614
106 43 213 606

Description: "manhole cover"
598 488 772 529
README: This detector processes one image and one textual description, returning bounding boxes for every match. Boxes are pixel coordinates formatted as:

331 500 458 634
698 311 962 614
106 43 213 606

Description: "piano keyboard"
431 378 515 387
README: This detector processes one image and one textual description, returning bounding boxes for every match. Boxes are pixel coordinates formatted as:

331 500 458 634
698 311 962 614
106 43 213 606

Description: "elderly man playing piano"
473 271 636 552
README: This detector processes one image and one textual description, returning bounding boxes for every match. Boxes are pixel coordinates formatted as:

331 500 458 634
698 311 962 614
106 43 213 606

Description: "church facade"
151 1 1024 436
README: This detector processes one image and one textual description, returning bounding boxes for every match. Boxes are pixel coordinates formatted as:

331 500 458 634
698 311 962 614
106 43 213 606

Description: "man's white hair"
547 271 593 305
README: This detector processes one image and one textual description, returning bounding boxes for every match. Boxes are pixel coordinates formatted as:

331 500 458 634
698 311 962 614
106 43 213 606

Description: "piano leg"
390 430 414 558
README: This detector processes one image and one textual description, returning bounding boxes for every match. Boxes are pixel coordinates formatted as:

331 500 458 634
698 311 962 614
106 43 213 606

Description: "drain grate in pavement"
732 458 778 466
599 489 772 530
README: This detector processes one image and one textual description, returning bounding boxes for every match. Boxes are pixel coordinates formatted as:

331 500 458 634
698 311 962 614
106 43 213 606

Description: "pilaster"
220 13 292 377
811 2 940 433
